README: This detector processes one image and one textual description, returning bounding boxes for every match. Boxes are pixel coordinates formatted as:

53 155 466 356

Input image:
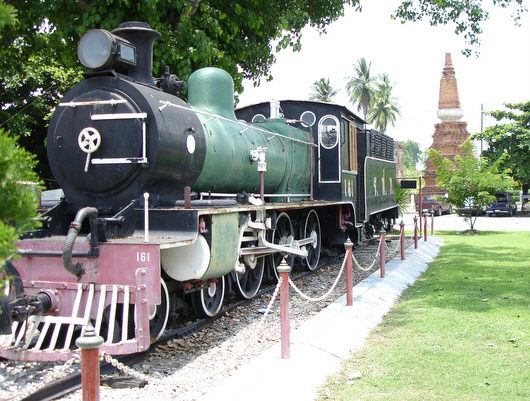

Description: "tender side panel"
364 157 397 216
203 212 239 279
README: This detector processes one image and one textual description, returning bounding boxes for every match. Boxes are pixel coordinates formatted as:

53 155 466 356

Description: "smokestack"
112 21 161 85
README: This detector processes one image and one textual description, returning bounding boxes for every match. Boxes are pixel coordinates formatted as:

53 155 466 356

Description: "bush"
0 128 42 267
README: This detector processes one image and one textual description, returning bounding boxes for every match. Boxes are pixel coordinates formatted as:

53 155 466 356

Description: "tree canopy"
346 57 374 121
0 0 357 184
473 101 530 194
430 139 514 231
0 0 42 281
0 0 526 184
367 73 400 132
309 77 338 102
347 59 400 132
399 139 424 174
0 129 42 264
393 0 526 56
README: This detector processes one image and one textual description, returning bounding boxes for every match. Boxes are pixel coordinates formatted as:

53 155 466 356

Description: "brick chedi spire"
423 53 470 197
437 53 464 122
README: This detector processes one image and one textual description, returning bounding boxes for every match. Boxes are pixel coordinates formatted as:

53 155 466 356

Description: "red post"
419 177 423 235
379 228 386 278
431 211 434 236
344 237 354 306
277 259 291 359
423 214 427 242
400 220 405 260
75 323 104 401
413 216 418 249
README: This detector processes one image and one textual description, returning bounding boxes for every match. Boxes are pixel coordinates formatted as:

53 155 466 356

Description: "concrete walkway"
201 236 443 401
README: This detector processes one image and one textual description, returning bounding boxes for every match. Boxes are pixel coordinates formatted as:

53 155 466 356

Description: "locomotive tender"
0 22 398 361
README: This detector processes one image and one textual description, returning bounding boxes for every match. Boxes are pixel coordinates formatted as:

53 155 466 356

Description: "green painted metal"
258 119 311 199
188 67 237 120
341 171 357 201
365 157 397 215
188 68 311 199
202 213 239 279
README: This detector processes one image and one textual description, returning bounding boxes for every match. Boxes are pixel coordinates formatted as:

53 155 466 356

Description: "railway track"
10 236 401 401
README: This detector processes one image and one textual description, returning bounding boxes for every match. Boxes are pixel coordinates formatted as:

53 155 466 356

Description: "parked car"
486 192 517 217
455 197 486 216
416 195 451 216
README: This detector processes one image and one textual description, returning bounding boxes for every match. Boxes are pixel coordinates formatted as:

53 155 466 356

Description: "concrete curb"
201 236 443 401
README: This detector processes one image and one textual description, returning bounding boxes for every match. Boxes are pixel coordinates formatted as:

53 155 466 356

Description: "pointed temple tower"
423 53 470 196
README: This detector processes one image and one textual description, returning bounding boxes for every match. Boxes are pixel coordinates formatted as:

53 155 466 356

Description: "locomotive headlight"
77 29 136 71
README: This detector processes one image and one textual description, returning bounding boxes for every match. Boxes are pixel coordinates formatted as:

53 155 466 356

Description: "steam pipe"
63 207 98 280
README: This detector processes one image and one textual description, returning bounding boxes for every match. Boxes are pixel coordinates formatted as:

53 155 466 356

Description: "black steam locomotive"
0 22 398 361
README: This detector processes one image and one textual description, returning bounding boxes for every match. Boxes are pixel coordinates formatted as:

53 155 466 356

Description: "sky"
238 1 530 151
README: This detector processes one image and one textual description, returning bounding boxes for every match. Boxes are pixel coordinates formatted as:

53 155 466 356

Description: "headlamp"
77 29 137 71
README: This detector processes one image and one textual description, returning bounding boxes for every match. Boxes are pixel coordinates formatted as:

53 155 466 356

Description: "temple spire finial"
444 53 453 69
437 52 463 121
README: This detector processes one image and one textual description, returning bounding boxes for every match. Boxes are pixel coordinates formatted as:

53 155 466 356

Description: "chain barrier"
287 251 348 302
102 353 161 384
385 237 402 255
258 276 283 326
352 236 382 272
11 355 81 401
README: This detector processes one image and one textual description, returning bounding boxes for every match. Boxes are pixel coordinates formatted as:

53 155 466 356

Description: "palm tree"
367 74 400 132
346 58 375 121
309 78 338 102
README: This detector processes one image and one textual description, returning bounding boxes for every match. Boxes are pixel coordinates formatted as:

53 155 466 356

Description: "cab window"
318 115 339 149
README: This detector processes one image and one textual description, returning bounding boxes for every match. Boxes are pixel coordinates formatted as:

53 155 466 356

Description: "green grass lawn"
318 231 530 401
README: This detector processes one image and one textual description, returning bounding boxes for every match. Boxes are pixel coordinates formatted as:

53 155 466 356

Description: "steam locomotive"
0 22 398 361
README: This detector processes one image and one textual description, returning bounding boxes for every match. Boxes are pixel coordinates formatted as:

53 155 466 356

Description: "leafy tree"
393 0 526 56
0 0 357 184
367 73 400 132
473 101 530 194
0 1 16 26
399 139 422 173
0 0 20 293
346 57 375 121
430 139 514 231
0 0 525 184
0 129 42 294
309 77 338 102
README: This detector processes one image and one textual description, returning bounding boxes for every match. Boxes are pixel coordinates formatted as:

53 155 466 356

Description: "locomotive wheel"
268 212 294 280
0 262 24 335
99 306 122 344
304 209 322 271
234 245 265 299
192 276 225 318
148 278 170 342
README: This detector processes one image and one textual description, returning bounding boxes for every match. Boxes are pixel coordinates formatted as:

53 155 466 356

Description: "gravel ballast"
0 237 410 401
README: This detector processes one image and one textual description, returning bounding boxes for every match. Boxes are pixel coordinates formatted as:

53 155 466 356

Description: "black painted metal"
111 22 160 86
400 180 417 189
356 129 367 223
47 77 206 213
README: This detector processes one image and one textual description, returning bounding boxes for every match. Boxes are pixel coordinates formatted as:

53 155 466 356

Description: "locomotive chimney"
112 21 161 85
